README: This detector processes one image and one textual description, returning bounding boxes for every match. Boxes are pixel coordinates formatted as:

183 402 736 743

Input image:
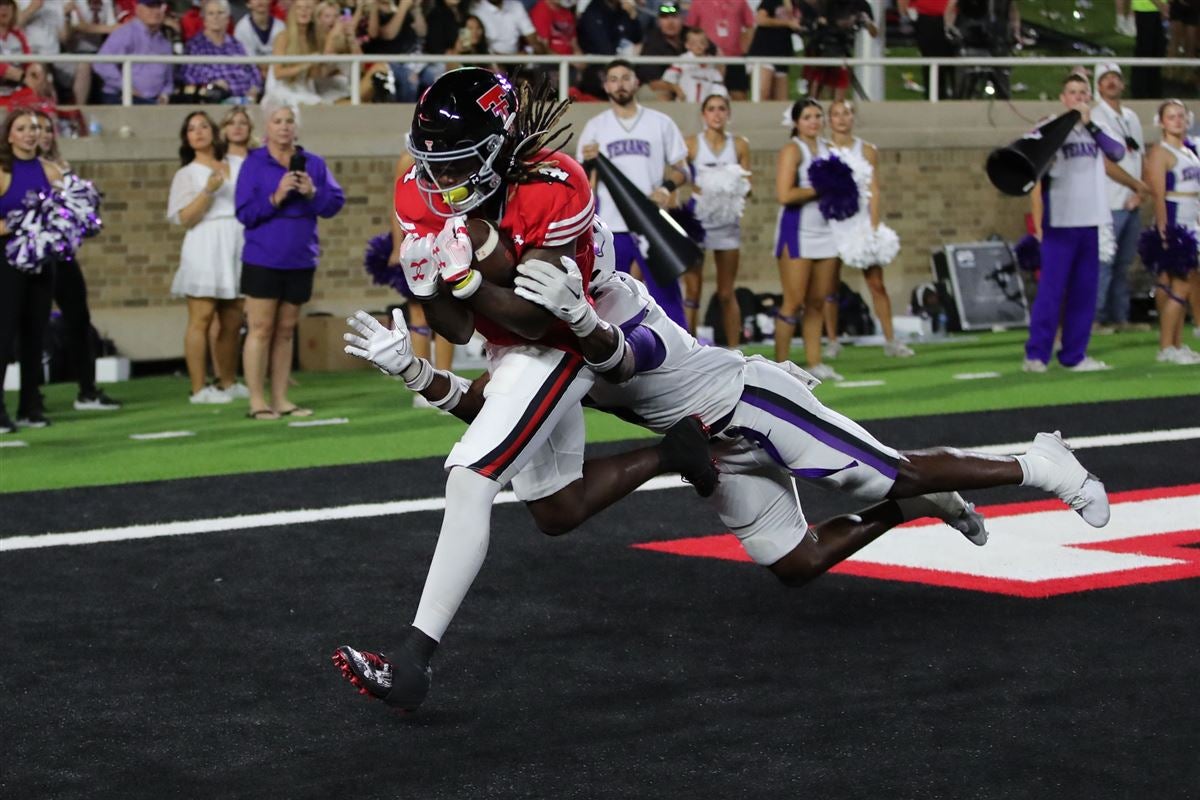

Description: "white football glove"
399 233 439 299
343 308 431 387
432 215 479 297
514 256 599 336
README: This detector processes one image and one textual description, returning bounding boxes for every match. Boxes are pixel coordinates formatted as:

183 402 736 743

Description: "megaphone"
592 153 703 285
985 110 1081 196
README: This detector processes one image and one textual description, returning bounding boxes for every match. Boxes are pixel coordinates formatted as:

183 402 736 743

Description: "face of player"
604 67 638 107
828 101 854 135
8 114 40 158
1059 79 1090 110
702 96 729 131
685 30 707 57
1160 102 1188 137
796 105 823 139
266 106 297 148
1097 72 1124 102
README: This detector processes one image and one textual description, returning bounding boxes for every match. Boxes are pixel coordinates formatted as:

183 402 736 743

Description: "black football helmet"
406 68 520 217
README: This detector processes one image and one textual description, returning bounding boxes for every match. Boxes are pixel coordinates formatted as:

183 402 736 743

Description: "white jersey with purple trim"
576 106 688 233
1162 141 1200 236
1044 125 1110 228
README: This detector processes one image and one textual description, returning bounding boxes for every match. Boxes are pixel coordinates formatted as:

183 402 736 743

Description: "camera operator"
803 0 877 101
944 0 1021 98
898 0 955 99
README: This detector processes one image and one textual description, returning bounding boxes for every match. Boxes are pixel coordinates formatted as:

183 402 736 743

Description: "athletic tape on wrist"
473 225 499 261
429 372 472 411
402 358 434 391
585 322 626 373
451 269 482 299
569 308 599 337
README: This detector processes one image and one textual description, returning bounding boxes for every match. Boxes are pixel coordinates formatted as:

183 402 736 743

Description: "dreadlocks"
504 74 573 184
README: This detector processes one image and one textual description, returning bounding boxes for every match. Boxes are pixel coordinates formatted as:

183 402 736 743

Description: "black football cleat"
332 627 436 712
659 416 719 498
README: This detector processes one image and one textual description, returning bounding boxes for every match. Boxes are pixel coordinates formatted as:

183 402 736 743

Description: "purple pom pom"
1138 224 1199 278
668 197 705 245
59 173 103 238
4 189 84 272
807 154 860 221
1013 234 1041 272
363 230 412 297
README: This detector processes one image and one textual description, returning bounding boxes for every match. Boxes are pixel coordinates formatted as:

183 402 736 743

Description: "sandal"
246 408 280 420
277 406 313 417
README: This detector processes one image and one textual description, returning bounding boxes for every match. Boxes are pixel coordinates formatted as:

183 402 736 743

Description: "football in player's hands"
465 218 517 287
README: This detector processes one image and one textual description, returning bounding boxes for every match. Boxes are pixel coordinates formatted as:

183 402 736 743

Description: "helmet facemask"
407 129 511 217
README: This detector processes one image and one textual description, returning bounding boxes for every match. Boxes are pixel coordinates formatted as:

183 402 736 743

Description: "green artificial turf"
2 329 1195 494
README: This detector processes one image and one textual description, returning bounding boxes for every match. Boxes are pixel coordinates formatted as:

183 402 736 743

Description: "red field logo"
634 484 1200 597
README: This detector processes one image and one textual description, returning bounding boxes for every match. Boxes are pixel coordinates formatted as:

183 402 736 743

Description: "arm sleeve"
235 161 277 228
1090 125 1126 162
312 158 346 218
92 25 128 87
166 168 199 225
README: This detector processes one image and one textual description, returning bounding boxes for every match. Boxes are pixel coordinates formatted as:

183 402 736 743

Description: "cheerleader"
823 99 913 358
1144 99 1200 365
774 99 842 380
684 94 751 344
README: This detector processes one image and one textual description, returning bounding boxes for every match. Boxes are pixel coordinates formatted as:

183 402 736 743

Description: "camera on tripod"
804 0 867 58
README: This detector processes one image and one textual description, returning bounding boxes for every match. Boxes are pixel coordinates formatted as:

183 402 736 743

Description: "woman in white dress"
262 0 323 107
823 99 913 359
685 93 752 345
168 111 245 404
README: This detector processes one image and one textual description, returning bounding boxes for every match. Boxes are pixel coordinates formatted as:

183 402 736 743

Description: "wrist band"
473 224 499 262
401 358 434 391
585 322 626 373
660 179 677 193
451 269 482 299
1085 121 1102 136
568 306 599 337
429 372 472 411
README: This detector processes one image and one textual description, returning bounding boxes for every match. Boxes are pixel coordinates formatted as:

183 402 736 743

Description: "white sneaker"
808 363 844 382
1023 431 1110 527
901 492 988 546
1171 345 1200 365
189 385 233 405
1064 356 1111 372
1022 358 1047 373
822 340 843 360
884 340 915 358
1156 346 1179 363
222 382 251 399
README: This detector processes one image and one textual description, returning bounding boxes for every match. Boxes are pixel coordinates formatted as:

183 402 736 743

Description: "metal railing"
23 52 1200 106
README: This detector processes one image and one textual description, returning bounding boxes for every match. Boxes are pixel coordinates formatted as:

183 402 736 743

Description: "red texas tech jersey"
395 151 596 354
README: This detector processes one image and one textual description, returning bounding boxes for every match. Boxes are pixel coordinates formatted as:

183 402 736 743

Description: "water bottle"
88 119 102 137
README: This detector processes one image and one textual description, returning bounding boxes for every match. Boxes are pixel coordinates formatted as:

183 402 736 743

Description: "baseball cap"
658 3 680 15
1094 62 1121 95
136 0 166 6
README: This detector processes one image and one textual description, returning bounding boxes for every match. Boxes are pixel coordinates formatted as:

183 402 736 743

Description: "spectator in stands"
263 0 323 105
661 26 726 103
1130 0 1166 99
234 0 285 76
898 0 954 99
0 0 30 100
34 109 122 412
577 0 641 99
0 107 63 432
64 1 119 105
1166 0 1198 91
169 111 247 405
182 0 263 103
313 0 361 102
424 0 468 59
469 0 540 55
529 0 577 58
221 106 257 158
235 102 344 419
446 12 490 68
363 0 427 102
94 0 174 104
6 59 56 110
686 0 754 100
15 1 68 99
638 2 684 101
746 0 804 101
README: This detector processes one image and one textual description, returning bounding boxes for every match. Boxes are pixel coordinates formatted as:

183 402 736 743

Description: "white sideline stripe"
0 440 28 448
834 380 886 388
954 371 1002 380
130 431 195 441
0 475 688 552
4 429 1198 553
288 417 350 428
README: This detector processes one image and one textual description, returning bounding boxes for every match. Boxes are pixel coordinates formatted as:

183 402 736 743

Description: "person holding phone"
234 102 345 420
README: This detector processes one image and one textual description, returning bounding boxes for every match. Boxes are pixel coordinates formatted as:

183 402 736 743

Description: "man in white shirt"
470 0 543 55
234 0 284 65
17 0 68 95
577 58 691 327
1091 63 1145 331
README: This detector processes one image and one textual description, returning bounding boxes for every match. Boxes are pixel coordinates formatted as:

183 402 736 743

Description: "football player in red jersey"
333 69 717 713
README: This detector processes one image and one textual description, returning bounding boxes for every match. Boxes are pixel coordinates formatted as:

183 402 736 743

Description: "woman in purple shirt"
0 107 64 432
234 102 344 420
181 0 263 104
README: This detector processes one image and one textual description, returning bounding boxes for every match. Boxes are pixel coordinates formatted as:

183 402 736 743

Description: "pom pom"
830 215 874 268
1013 234 1041 272
58 172 103 238
871 223 901 266
1098 220 1116 265
668 197 706 245
694 163 751 228
362 230 411 296
831 145 873 200
807 154 859 221
4 189 83 273
1138 224 1200 278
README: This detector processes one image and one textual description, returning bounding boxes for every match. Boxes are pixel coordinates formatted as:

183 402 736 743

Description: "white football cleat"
901 491 989 546
1025 431 1110 527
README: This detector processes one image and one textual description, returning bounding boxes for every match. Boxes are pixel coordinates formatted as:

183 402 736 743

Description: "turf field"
1 329 1195 494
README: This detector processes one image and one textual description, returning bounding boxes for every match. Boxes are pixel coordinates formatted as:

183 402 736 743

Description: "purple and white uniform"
775 137 838 260
1162 140 1200 237
692 131 743 251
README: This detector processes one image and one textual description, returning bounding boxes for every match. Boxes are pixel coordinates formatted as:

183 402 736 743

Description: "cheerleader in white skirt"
685 94 752 344
824 99 913 358
774 99 842 381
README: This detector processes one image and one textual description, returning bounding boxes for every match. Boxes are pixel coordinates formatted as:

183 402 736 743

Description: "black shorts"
724 63 749 92
241 263 315 305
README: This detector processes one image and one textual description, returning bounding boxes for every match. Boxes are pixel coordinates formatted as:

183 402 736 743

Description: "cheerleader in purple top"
1144 99 1200 365
0 108 64 432
774 98 841 382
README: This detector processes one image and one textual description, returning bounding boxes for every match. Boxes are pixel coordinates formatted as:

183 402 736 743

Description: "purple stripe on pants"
1025 225 1100 366
776 206 802 259
612 232 686 328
